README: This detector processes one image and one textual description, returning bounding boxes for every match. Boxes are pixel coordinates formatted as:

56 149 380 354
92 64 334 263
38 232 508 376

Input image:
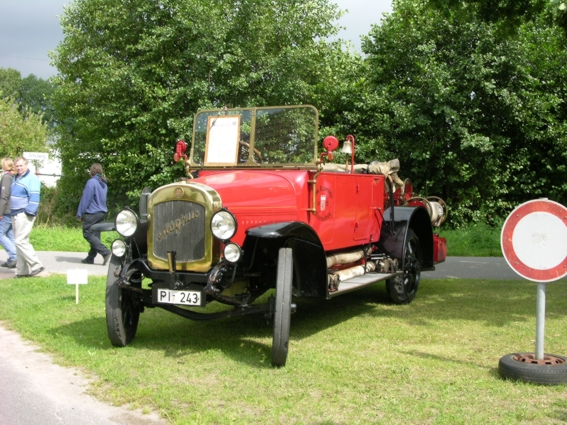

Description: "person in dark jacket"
0 157 17 268
77 163 111 265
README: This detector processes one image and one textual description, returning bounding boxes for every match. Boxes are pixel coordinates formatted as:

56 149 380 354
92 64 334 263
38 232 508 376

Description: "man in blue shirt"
11 157 44 277
77 163 111 265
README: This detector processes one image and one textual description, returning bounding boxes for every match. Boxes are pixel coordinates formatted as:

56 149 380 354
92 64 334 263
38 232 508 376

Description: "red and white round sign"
501 199 567 282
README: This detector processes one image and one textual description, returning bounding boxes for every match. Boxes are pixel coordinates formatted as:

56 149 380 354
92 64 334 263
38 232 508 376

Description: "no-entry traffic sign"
501 199 567 282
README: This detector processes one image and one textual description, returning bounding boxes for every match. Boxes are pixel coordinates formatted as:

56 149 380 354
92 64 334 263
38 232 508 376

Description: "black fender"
90 221 115 232
244 222 327 297
378 206 434 271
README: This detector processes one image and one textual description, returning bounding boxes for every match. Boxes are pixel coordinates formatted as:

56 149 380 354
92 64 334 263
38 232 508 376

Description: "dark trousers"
82 212 110 260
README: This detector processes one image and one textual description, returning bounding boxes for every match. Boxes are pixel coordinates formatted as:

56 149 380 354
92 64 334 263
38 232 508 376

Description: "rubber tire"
499 353 567 385
105 254 140 347
272 248 293 367
386 229 421 304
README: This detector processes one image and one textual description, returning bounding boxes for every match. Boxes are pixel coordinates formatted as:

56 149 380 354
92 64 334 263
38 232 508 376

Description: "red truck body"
105 105 447 366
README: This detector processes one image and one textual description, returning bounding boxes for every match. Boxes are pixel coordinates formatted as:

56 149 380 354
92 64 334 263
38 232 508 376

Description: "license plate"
156 288 202 306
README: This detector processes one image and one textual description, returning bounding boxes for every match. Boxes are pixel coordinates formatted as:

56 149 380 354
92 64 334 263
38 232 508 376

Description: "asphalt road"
0 251 166 425
0 252 564 424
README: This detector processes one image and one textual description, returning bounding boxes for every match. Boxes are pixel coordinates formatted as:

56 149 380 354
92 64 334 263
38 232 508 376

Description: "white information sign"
204 115 241 166
67 269 89 304
23 152 49 161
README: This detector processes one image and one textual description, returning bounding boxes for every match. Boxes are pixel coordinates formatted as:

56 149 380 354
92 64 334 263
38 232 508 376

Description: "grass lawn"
1 274 566 424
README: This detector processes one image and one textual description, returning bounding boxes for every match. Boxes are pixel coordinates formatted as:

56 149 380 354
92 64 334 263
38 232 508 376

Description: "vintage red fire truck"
106 105 447 366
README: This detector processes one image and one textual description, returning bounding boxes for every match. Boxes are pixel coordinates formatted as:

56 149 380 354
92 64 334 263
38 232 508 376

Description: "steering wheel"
239 141 263 164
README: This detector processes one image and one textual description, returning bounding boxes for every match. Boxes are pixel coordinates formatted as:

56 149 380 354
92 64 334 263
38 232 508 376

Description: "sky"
0 0 392 80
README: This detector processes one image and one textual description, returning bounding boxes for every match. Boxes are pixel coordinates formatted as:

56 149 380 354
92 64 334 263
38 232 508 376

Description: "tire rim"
404 237 420 294
513 353 566 365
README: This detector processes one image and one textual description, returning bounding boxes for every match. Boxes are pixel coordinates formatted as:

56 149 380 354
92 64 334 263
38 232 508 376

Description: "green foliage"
427 0 567 37
359 1 567 225
438 220 504 256
36 184 83 227
0 92 49 159
427 0 547 26
0 68 21 98
0 68 56 129
51 0 351 206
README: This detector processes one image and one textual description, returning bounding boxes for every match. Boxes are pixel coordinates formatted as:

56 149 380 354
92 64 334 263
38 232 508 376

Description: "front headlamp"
223 243 242 263
111 239 127 258
211 209 237 241
115 208 139 238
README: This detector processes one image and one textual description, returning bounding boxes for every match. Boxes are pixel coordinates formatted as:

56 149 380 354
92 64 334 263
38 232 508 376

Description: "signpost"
67 269 89 304
499 198 567 385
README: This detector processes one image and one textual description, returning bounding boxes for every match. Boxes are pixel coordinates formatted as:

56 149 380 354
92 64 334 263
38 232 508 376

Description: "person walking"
11 157 44 277
0 158 17 269
76 163 111 265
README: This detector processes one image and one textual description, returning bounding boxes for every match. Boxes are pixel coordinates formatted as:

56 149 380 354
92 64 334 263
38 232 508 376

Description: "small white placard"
67 269 89 284
204 115 241 165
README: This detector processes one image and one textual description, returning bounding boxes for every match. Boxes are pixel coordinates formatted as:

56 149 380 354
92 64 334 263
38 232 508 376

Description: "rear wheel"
272 248 293 367
386 229 421 304
106 255 140 346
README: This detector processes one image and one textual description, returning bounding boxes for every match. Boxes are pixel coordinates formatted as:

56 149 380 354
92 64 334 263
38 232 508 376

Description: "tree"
19 74 56 128
427 0 547 25
0 68 56 129
358 0 567 225
0 68 21 98
51 0 349 205
427 0 567 36
0 93 49 159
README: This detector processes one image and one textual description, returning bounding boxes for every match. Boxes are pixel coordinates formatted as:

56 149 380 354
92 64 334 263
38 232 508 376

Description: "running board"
328 271 402 298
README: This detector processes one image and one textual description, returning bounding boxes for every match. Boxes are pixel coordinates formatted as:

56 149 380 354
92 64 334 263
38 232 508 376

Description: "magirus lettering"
158 210 200 240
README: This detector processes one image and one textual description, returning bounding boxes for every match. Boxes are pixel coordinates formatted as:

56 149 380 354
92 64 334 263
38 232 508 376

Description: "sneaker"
30 267 45 277
16 274 30 278
103 253 112 265
2 259 16 268
81 258 94 264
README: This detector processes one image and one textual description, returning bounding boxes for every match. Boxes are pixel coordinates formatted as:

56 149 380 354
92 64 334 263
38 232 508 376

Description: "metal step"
328 271 401 298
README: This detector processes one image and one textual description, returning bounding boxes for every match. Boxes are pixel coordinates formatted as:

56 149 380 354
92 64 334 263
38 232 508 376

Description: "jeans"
82 212 111 260
0 214 16 261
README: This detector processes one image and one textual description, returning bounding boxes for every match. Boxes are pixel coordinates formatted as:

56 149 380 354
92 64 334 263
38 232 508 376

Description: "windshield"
189 105 318 168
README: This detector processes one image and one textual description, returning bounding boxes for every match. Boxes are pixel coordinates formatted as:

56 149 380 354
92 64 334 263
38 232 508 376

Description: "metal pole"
535 283 546 360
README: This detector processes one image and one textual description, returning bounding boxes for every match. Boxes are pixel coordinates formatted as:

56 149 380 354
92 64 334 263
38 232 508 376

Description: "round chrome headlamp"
211 210 237 241
115 208 139 238
111 239 127 258
223 243 242 263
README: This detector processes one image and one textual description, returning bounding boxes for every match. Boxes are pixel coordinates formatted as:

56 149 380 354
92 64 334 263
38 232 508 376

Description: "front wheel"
386 229 421 304
272 248 293 367
106 255 140 346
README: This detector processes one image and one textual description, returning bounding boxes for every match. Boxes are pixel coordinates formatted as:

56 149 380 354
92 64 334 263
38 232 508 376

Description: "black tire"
106 255 140 347
499 352 567 385
272 248 293 367
386 229 421 304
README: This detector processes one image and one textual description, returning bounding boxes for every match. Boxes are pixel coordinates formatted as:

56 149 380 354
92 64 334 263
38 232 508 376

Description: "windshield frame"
188 105 319 169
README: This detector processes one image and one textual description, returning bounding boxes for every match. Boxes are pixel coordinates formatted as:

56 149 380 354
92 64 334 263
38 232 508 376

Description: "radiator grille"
152 201 205 262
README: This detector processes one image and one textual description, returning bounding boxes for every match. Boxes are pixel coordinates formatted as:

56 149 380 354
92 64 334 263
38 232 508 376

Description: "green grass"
28 225 118 252
1 275 567 424
438 221 503 256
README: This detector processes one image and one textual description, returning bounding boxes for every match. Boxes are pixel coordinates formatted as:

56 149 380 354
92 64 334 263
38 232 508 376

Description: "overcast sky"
0 0 392 80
